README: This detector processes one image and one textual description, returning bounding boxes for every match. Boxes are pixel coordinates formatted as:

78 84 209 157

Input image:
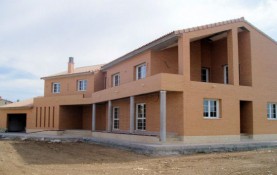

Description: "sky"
0 0 277 102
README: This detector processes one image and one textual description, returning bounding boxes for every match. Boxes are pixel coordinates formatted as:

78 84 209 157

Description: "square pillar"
92 104 96 131
107 100 112 132
160 90 167 143
227 28 239 85
130 96 135 133
178 34 191 81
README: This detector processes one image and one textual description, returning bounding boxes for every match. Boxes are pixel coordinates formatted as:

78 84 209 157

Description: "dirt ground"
0 140 276 175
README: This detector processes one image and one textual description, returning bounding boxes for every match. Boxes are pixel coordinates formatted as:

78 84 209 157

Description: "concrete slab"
0 132 277 156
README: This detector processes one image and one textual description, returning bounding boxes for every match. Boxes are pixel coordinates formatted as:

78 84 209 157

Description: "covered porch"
91 90 184 143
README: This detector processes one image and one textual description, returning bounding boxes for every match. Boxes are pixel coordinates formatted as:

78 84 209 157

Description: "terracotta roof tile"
42 64 104 79
0 98 33 109
176 17 245 34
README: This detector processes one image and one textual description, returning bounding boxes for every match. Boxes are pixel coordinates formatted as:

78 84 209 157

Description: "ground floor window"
267 103 277 119
136 103 146 130
113 107 119 130
203 99 220 118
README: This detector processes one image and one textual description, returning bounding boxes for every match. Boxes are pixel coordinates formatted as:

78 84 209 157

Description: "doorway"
240 101 253 135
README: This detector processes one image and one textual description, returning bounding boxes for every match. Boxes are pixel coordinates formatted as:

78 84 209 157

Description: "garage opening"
7 114 26 132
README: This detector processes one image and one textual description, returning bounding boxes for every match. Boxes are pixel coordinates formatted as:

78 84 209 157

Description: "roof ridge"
75 64 105 69
41 64 104 79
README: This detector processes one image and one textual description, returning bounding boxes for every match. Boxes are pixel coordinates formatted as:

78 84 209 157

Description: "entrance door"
240 101 253 135
7 114 26 132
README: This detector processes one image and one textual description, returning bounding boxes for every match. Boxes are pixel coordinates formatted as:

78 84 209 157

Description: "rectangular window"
113 107 119 130
78 80 87 91
136 63 146 80
224 65 229 84
52 83 60 93
104 77 107 89
112 73 120 87
203 99 220 118
136 103 146 130
201 68 209 82
267 103 277 119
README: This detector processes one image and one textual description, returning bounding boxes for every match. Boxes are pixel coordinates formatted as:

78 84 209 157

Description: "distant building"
0 97 12 106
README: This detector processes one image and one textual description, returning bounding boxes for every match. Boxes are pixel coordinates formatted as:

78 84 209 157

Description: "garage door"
7 114 26 132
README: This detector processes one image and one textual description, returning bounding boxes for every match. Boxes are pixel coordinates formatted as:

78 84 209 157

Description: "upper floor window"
267 103 277 119
203 99 220 118
104 77 107 89
78 80 87 91
201 68 209 82
52 83 60 94
224 65 229 84
136 63 146 80
112 73 120 87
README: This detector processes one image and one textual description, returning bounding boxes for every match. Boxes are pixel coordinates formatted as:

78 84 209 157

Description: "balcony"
90 73 184 103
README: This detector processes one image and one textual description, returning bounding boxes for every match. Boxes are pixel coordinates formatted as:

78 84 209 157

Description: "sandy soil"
0 140 276 175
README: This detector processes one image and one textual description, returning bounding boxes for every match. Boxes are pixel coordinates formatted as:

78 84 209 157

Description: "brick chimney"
68 57 74 73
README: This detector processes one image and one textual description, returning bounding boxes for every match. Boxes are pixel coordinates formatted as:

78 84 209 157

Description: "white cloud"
0 0 276 101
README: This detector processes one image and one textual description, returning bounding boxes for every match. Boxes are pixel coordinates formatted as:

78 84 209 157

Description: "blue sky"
0 0 277 102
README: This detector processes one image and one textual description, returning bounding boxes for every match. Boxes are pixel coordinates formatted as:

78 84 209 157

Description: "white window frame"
112 107 120 130
77 80 87 91
136 63 146 80
224 65 228 84
52 83 60 94
112 73 120 87
201 67 209 82
136 103 146 131
267 103 277 120
203 99 220 118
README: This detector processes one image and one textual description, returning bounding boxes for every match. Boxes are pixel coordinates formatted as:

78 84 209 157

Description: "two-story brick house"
1 17 277 143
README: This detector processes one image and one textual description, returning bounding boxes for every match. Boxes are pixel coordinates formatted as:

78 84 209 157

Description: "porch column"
227 28 239 85
107 100 112 132
92 103 96 131
160 90 167 143
130 96 135 133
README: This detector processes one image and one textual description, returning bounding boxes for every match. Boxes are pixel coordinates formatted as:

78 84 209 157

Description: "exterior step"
63 130 92 137
240 134 253 140
166 133 181 141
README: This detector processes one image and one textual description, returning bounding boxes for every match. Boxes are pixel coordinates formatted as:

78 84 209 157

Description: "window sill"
136 77 146 81
78 90 87 92
203 117 221 120
267 118 277 121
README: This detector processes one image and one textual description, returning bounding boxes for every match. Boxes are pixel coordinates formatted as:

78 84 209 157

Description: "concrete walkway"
1 132 277 156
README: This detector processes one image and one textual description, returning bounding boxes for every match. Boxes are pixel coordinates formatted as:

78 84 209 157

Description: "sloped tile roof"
174 17 245 34
42 64 104 79
102 17 276 70
0 98 33 109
